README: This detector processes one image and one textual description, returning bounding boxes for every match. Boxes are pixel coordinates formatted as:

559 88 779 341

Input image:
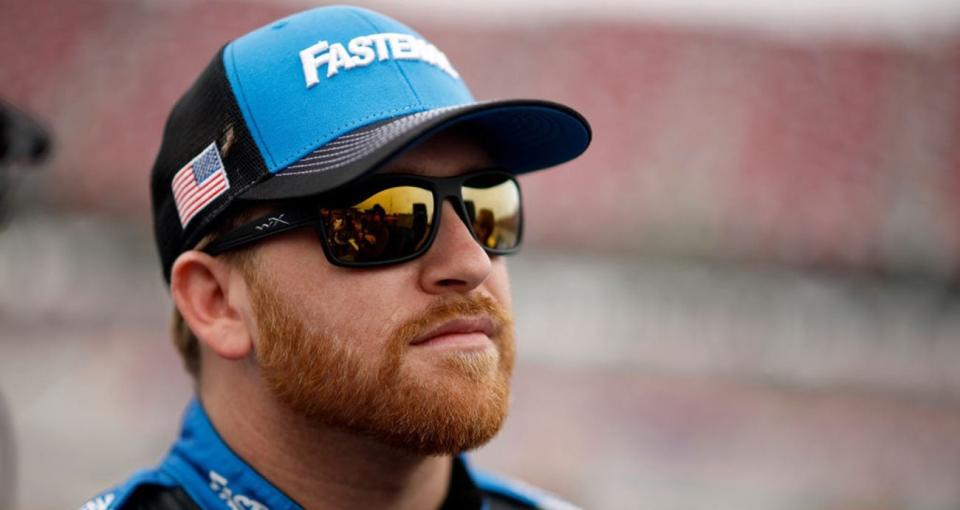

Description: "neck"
200 371 451 510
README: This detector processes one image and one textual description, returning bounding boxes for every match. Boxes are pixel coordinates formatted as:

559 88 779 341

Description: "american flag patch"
172 143 230 227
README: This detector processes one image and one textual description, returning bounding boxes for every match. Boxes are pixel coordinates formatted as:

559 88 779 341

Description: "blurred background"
3 0 960 508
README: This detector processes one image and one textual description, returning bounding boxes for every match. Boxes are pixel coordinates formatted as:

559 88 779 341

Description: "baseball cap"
151 5 591 282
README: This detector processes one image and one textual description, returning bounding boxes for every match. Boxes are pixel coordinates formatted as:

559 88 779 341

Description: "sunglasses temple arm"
203 210 317 255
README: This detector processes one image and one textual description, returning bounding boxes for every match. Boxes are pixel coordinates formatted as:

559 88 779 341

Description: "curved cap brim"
239 99 591 200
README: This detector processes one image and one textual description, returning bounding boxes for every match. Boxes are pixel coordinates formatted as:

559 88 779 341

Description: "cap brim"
239 99 591 200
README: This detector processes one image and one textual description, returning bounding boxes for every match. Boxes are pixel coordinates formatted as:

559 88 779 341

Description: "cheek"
252 234 513 354
486 258 512 311
267 252 418 351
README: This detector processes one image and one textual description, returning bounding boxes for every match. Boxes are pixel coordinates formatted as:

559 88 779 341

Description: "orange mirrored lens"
463 176 521 250
320 186 434 263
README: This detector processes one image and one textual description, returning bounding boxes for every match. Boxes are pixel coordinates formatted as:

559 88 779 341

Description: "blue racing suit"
80 399 578 510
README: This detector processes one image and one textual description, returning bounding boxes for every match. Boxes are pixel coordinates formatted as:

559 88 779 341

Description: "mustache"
391 294 512 347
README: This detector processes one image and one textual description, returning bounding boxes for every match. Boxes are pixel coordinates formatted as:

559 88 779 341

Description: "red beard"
252 281 515 455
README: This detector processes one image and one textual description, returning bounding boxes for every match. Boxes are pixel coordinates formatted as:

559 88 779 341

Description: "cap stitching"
276 102 462 172
276 106 467 176
292 136 389 161
285 133 396 169
290 117 430 164
281 139 391 174
308 132 384 152
286 141 387 168
277 104 473 175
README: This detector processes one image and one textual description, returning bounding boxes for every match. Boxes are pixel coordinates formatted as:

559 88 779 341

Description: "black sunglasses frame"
202 170 524 268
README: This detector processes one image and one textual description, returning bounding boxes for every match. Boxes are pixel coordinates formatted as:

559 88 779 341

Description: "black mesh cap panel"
150 46 270 283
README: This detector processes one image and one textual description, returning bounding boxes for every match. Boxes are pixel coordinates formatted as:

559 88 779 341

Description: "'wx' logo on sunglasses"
254 215 291 232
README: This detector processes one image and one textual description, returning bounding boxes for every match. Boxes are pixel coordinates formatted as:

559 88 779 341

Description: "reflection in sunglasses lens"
321 186 434 263
318 176 520 264
463 176 520 251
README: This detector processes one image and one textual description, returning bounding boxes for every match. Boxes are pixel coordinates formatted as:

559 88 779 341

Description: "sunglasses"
203 170 523 267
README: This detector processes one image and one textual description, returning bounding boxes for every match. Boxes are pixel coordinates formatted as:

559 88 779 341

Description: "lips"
410 316 497 346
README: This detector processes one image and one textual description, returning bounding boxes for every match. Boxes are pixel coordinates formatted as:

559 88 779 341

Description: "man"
83 5 590 510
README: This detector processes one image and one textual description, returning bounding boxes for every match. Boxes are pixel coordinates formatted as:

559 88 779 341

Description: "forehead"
379 125 494 178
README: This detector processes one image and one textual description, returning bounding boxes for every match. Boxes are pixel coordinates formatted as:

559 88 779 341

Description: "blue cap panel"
224 6 475 173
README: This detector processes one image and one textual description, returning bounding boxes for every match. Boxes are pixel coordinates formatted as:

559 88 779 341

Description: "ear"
170 251 253 361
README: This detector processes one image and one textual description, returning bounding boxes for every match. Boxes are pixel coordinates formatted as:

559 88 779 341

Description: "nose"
418 200 492 294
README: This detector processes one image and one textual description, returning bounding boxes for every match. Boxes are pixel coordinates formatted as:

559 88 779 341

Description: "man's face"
241 130 516 455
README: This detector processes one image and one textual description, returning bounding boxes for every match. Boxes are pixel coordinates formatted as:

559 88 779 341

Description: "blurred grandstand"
2 1 960 509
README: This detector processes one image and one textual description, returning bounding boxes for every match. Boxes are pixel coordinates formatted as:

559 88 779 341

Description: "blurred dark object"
0 98 49 510
0 98 52 222
0 98 50 167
